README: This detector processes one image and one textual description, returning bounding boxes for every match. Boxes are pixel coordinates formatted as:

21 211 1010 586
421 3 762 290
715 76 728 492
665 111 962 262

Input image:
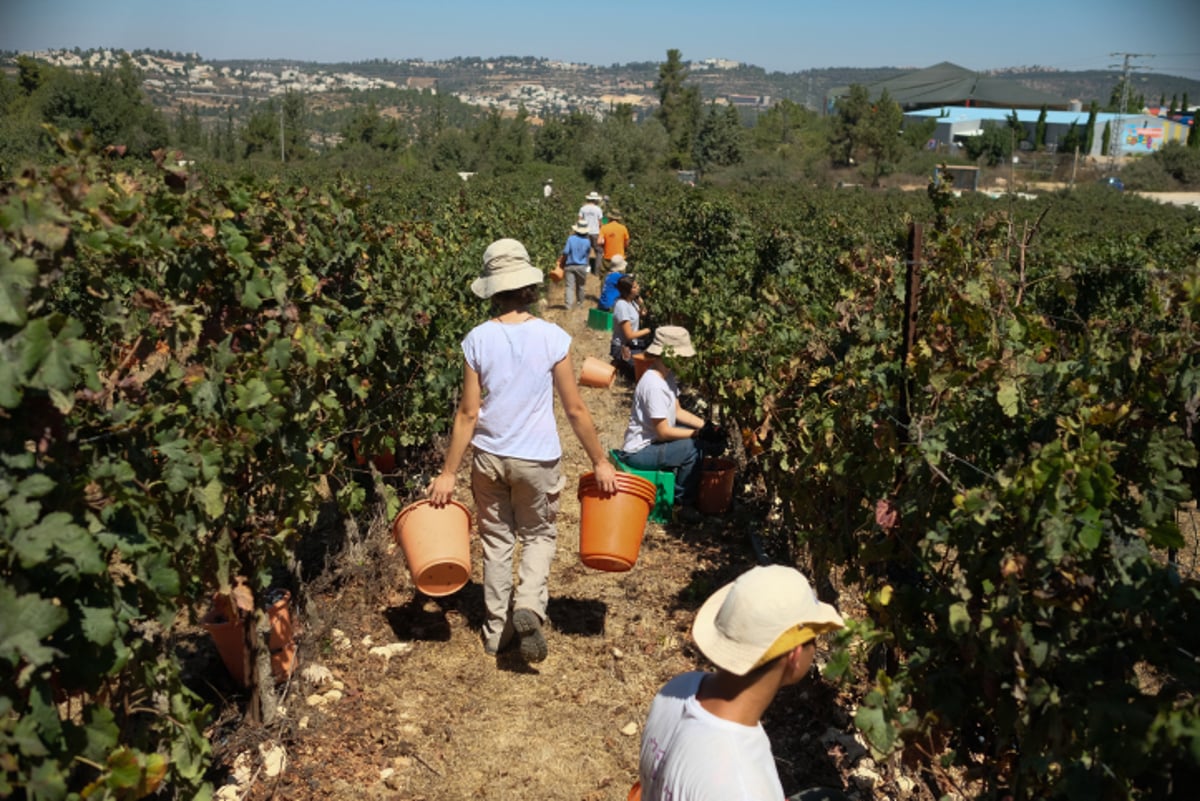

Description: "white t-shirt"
579 203 603 235
611 297 640 354
639 672 784 801
462 318 570 461
622 368 678 454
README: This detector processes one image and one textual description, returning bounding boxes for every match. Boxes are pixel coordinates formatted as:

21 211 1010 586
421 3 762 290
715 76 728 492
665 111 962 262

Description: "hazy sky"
2 0 1198 78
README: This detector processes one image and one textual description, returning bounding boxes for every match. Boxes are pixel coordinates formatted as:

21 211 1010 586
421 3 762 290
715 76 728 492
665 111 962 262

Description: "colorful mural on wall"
1122 125 1163 152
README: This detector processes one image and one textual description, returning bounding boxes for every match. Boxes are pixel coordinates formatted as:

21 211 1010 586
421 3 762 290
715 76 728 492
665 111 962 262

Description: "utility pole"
1010 128 1016 190
279 102 286 163
1107 52 1151 173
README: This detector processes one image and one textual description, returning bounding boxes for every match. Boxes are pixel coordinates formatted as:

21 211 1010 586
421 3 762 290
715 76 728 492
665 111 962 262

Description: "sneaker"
482 623 516 656
512 608 548 663
484 637 513 657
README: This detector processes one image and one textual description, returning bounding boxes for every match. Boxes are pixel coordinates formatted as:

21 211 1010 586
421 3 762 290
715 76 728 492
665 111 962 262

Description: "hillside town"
15 47 713 119
8 47 1195 167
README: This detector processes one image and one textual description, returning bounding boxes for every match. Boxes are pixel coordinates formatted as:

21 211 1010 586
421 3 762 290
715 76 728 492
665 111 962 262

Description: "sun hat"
644 326 696 357
607 209 622 221
471 238 544 299
586 190 602 201
692 565 845 676
572 219 590 235
609 255 627 272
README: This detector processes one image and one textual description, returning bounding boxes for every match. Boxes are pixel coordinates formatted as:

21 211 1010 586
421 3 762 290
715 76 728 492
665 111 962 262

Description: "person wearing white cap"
428 238 618 663
578 190 604 274
637 565 847 801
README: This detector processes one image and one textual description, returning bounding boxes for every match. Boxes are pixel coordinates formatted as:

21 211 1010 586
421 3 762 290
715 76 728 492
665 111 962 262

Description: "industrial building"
828 61 1193 158
903 106 1192 158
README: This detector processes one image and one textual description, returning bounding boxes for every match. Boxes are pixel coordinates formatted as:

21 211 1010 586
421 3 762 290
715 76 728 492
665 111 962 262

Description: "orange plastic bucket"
632 352 652 382
697 457 736 515
577 472 656 571
579 356 616 388
392 500 472 596
550 264 565 282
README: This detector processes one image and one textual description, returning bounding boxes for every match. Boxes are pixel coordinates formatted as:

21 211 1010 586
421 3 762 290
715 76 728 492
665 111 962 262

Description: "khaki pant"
471 451 564 651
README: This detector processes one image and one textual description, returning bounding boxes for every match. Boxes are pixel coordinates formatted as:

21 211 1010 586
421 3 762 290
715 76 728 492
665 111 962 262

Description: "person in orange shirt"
599 210 630 280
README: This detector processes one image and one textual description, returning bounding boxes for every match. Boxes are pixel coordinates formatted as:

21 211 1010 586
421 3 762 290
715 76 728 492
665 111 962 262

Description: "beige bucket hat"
471 239 544 298
644 326 696 357
692 565 845 675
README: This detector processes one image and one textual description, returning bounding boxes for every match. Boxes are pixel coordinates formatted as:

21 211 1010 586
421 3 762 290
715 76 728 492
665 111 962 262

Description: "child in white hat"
638 565 846 801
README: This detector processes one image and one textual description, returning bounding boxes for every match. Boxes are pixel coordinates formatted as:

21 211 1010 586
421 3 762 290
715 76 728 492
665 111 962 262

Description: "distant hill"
986 67 1200 109
5 48 1198 123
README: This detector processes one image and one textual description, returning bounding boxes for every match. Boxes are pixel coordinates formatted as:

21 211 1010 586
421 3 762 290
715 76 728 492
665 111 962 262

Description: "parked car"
1099 176 1125 192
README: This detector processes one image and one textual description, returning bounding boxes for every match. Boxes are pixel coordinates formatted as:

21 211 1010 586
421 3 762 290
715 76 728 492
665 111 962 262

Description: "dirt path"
209 274 883 801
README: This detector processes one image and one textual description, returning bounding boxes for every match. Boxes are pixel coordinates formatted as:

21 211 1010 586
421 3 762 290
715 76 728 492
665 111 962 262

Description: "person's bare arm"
552 356 618 493
617 319 651 344
427 362 481 505
651 415 701 442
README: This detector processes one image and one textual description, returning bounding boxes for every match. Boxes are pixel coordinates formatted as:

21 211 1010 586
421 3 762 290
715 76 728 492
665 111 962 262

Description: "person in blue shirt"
560 219 593 311
597 254 627 311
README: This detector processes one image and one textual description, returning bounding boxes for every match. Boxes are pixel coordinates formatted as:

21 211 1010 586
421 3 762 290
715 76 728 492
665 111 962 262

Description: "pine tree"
1060 121 1083 155
828 84 871 166
655 49 701 169
1084 103 1098 155
693 101 744 171
1034 106 1047 151
1101 120 1112 156
860 90 905 185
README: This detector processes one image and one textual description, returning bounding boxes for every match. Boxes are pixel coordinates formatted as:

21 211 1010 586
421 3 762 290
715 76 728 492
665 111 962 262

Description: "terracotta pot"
203 608 250 687
550 265 565 282
579 356 616 388
697 457 736 515
204 589 298 686
577 472 656 571
267 590 297 681
392 500 472 596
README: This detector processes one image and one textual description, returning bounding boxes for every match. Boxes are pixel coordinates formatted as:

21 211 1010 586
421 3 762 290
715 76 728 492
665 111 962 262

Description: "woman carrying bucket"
618 326 721 523
428 238 618 663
